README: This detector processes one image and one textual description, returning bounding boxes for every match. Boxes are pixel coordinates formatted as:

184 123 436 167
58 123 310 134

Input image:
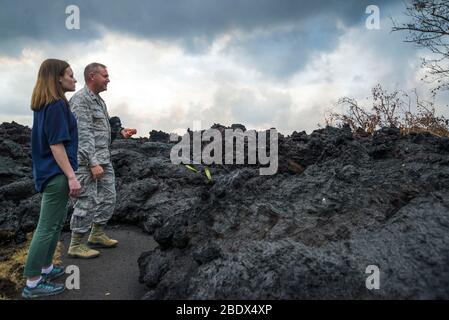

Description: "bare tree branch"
392 0 449 92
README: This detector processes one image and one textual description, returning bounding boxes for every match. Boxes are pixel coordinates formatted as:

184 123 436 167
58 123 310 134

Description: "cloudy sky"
1 0 448 136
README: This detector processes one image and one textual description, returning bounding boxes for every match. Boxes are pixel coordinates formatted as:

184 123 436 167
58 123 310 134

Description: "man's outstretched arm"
109 116 137 140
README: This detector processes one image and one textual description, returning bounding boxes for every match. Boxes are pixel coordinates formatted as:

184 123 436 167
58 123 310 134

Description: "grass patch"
0 233 63 300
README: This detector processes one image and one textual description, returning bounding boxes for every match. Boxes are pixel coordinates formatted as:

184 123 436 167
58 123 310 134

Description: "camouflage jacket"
70 86 123 166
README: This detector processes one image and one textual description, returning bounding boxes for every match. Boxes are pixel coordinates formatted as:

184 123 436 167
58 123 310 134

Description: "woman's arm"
49 143 81 197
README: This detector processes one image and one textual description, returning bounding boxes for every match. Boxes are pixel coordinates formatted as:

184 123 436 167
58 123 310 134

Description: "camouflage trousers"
70 163 116 234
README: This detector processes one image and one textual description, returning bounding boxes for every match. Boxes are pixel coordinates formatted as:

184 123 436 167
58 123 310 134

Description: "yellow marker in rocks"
185 164 200 173
204 167 212 181
185 164 212 182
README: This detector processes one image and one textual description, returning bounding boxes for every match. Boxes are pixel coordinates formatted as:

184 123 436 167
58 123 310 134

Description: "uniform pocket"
72 172 97 217
91 109 110 147
92 109 107 129
77 172 95 197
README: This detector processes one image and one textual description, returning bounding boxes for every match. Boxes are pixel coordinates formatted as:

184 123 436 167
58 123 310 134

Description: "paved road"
22 225 158 300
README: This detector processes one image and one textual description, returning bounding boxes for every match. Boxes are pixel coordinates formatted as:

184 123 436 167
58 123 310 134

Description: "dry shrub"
326 84 449 137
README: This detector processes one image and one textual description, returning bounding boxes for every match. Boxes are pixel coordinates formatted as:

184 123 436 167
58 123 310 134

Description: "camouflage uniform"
70 86 123 234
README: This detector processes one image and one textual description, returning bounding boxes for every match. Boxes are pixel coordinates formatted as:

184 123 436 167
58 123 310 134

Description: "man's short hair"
84 62 107 82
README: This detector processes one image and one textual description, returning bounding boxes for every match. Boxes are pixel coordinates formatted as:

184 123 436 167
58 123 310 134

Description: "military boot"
87 223 118 248
67 232 100 259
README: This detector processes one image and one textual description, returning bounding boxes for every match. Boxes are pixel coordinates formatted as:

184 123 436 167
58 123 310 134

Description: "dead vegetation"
325 84 449 137
0 233 62 300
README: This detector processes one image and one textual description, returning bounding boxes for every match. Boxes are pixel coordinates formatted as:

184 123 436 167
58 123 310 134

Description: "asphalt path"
18 225 158 300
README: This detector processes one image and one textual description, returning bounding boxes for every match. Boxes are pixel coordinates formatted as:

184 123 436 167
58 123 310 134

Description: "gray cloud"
223 15 344 79
1 0 393 52
0 0 399 79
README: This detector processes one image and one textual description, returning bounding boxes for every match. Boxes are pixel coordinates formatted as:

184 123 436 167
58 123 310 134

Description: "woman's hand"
68 176 81 197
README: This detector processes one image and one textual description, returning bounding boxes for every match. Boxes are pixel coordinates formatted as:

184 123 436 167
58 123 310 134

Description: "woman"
22 59 81 299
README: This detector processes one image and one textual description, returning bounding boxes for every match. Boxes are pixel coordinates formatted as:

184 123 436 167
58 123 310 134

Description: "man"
68 63 137 258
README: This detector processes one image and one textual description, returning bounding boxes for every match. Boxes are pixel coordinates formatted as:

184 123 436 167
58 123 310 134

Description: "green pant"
23 174 69 278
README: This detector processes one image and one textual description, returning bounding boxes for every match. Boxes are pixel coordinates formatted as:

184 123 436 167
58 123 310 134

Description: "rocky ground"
1 121 449 299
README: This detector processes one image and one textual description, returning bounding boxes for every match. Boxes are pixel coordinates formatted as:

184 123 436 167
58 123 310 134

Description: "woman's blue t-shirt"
31 99 78 193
